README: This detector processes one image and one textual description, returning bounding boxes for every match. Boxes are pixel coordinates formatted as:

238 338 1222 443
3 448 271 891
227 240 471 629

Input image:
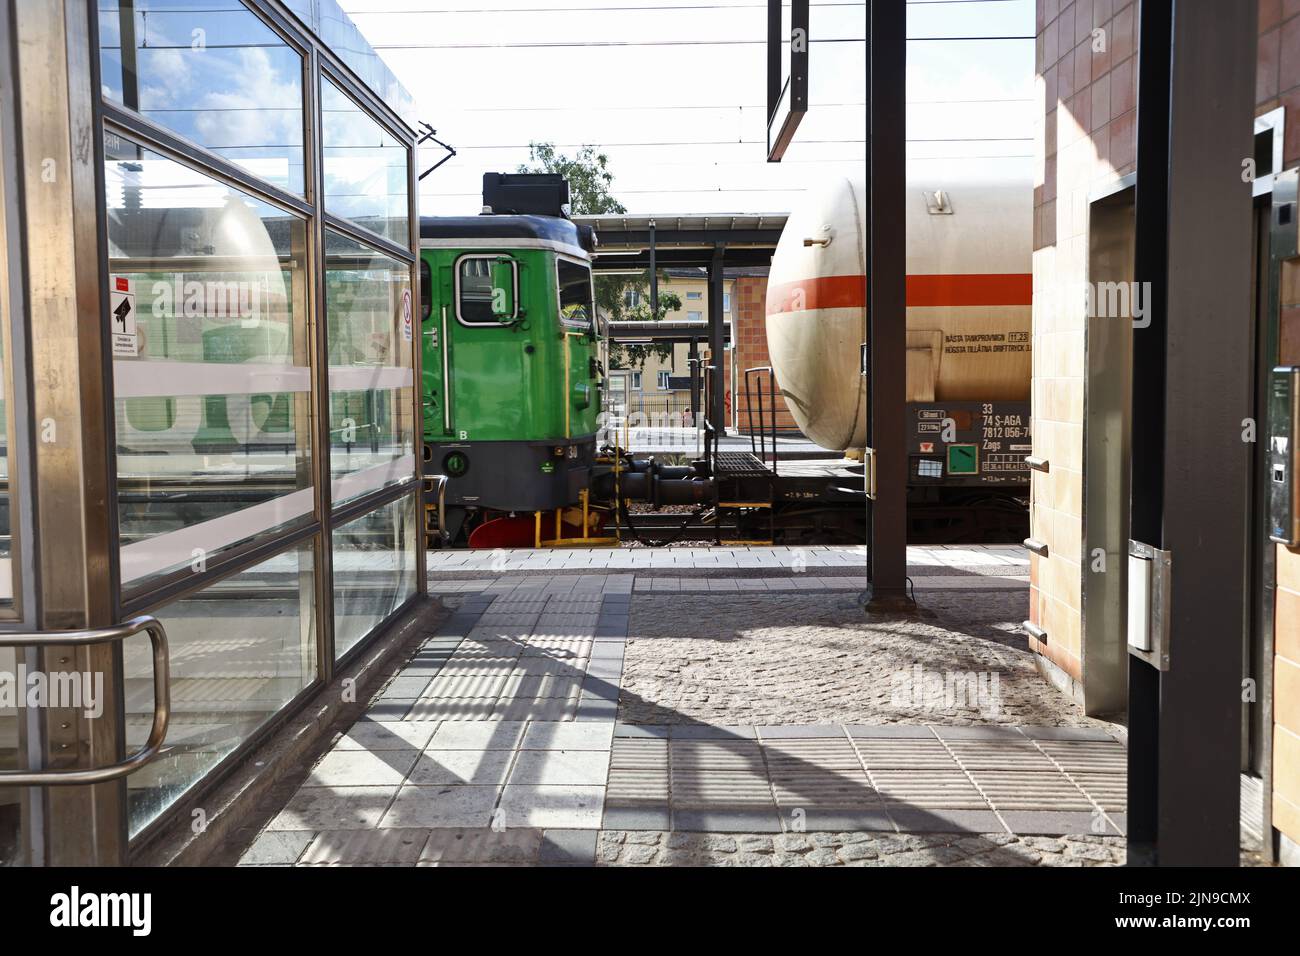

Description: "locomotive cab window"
557 258 594 331
456 254 518 325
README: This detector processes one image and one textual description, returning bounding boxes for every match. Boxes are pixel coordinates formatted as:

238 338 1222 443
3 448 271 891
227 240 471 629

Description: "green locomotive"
419 174 609 546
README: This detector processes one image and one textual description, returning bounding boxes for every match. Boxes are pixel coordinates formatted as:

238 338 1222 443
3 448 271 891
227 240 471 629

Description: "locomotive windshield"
557 258 594 331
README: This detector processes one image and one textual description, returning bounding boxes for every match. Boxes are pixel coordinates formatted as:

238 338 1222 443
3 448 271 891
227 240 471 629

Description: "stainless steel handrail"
428 474 448 546
0 615 170 786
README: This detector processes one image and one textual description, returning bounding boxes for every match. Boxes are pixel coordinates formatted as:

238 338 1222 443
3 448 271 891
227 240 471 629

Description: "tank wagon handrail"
0 616 170 786
743 365 779 478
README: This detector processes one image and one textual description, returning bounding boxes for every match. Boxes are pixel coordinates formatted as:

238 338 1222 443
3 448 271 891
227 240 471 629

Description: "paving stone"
575 699 621 721
299 828 429 866
493 693 581 722
887 808 1007 833
846 725 942 738
998 810 1111 836
268 786 397 831
381 785 501 828
308 749 419 787
613 723 670 738
540 828 599 865
422 671 509 700
408 749 515 786
602 807 671 829
1018 726 1118 741
669 740 766 771
364 700 415 721
670 724 756 740
498 785 605 829
239 829 315 865
931 725 1027 740
672 809 783 833
378 676 436 699
606 769 669 805
871 770 989 809
756 725 847 739
426 721 527 750
405 697 501 721
763 737 863 771
854 738 959 770
609 737 667 769
670 769 775 808
334 721 438 751
971 771 1094 811
522 721 615 751
509 749 611 786
420 828 543 864
947 741 1058 771
1036 740 1127 773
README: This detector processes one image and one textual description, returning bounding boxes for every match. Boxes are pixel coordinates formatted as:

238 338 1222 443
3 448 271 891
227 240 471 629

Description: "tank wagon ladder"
700 365 776 546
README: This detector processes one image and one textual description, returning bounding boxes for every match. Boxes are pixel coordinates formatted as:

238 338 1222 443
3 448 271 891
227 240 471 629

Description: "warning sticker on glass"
402 289 413 343
109 275 138 356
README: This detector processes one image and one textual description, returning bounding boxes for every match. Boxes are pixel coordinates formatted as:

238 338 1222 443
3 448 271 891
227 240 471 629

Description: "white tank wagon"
765 174 1033 539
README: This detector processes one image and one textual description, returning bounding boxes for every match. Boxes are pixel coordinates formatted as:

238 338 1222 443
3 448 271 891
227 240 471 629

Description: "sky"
339 0 1036 216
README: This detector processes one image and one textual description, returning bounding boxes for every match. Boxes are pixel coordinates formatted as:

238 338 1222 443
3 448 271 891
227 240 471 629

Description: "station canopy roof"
573 212 788 271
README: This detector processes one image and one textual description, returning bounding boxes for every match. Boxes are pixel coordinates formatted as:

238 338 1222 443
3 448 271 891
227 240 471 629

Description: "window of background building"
631 372 642 390
657 371 670 390
687 311 702 322
724 292 732 313
623 289 641 309
686 291 702 300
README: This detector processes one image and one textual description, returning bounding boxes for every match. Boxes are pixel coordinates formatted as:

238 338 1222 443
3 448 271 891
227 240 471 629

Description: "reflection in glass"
321 78 410 245
333 494 417 660
325 230 415 505
0 646 17 865
98 0 306 195
125 541 316 836
105 134 314 589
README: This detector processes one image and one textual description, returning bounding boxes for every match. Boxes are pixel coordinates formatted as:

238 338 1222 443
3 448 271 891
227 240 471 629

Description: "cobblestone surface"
619 591 1116 729
594 830 1127 866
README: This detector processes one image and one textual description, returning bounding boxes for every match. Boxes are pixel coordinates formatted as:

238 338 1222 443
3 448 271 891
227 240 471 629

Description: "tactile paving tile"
422 671 508 700
761 737 863 771
492 691 581 722
770 770 878 808
670 770 776 809
450 639 524 659
500 671 585 700
854 737 959 770
610 737 668 770
969 770 1094 810
607 768 669 806
1072 773 1126 810
668 740 766 771
1036 739 1126 773
403 697 500 721
946 740 1058 771
870 770 991 809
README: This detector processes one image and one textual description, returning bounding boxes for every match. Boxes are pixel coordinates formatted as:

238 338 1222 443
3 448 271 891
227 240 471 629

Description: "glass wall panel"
98 0 307 196
124 540 316 836
321 77 409 245
332 494 417 660
105 134 314 590
325 230 415 505
0 646 17 865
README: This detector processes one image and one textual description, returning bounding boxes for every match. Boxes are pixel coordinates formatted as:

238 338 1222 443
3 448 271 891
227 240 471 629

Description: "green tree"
517 142 677 368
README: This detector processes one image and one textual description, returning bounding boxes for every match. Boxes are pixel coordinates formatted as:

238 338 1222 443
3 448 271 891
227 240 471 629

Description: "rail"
743 365 779 478
0 615 170 786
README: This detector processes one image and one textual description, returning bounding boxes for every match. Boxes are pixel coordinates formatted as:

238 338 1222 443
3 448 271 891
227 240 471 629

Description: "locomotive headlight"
443 451 469 477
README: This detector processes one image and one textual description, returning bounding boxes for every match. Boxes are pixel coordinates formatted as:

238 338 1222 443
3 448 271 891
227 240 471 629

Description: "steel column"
648 220 658 316
864 0 908 606
708 244 726 434
14 0 127 865
1127 0 1256 866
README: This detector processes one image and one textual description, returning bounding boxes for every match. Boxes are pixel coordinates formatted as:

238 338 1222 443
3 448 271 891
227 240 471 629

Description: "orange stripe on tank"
765 273 1033 314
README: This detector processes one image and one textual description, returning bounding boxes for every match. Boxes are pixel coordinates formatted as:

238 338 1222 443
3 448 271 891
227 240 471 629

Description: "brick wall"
1031 0 1137 698
728 276 800 435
